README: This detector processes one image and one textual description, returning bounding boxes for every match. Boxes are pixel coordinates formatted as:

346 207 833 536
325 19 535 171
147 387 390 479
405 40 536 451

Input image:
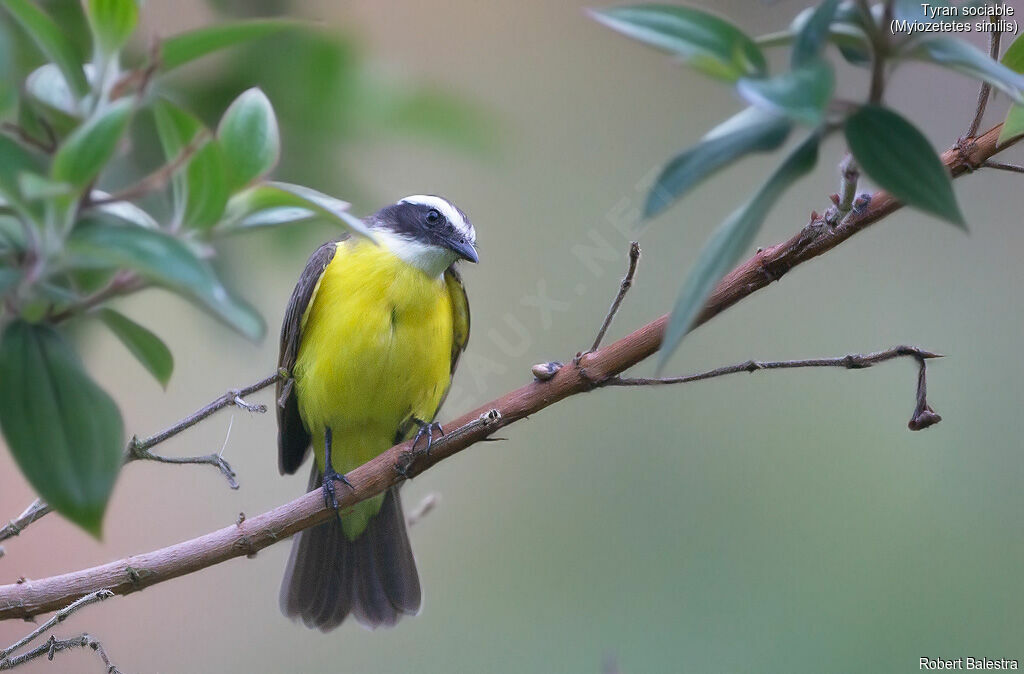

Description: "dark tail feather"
280 468 421 630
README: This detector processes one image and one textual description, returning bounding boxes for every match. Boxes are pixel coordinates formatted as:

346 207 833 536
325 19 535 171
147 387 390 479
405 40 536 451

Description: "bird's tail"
279 467 421 630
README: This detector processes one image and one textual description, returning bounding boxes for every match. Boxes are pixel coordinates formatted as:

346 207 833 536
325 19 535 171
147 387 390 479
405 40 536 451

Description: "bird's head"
369 195 478 277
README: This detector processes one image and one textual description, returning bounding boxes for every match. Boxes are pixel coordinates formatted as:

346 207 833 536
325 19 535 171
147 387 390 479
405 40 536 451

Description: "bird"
276 195 476 630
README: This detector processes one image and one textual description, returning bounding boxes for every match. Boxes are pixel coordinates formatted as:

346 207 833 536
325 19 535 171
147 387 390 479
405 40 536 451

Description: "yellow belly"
293 238 454 535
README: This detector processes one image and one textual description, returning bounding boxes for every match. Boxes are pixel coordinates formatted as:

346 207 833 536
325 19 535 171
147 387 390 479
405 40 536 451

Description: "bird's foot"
321 467 353 512
411 418 444 457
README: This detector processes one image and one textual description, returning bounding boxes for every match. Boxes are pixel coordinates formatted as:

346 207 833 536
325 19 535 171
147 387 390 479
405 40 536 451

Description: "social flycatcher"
277 195 476 630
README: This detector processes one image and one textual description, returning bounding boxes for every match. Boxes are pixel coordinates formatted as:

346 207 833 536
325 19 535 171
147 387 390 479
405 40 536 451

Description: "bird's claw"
321 467 352 512
411 419 444 457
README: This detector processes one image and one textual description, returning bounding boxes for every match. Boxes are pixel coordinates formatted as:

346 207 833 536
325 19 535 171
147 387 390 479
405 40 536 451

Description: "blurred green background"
1 1 1022 672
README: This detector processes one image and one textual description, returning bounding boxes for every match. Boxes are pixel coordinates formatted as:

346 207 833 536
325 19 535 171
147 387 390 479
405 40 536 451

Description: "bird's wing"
277 239 342 475
437 266 471 411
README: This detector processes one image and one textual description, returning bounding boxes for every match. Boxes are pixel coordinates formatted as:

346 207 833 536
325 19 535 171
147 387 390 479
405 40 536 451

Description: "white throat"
373 229 457 278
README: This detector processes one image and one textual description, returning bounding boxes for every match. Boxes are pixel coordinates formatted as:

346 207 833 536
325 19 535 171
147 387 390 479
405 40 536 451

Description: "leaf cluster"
0 1 367 534
591 1 1024 367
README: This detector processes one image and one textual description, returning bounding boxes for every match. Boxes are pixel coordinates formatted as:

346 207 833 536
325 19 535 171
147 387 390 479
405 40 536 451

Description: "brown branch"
0 123 1016 621
0 122 56 155
589 241 640 352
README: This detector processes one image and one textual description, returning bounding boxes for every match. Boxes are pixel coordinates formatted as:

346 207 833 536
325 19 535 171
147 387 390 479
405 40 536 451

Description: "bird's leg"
410 418 444 457
320 427 353 512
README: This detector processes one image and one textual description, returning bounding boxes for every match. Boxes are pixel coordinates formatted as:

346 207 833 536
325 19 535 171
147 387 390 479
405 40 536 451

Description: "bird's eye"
425 209 441 224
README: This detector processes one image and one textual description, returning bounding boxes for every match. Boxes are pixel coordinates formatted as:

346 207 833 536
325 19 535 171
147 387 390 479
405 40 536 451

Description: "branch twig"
84 132 209 209
589 242 640 353
0 634 120 672
966 6 1003 138
0 123 1017 621
0 374 281 545
603 346 942 430
0 590 114 667
981 160 1024 174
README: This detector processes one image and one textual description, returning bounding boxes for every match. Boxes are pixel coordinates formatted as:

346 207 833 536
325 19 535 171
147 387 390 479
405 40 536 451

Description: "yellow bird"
277 195 476 630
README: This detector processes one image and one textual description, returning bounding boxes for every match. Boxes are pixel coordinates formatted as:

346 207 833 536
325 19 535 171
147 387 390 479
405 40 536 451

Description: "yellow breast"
293 238 455 473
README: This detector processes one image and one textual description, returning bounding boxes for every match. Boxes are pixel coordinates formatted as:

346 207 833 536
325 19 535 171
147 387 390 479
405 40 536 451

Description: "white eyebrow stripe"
400 194 474 242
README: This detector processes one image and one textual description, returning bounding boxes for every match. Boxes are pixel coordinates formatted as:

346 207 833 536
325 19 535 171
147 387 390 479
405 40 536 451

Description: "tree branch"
0 123 1016 621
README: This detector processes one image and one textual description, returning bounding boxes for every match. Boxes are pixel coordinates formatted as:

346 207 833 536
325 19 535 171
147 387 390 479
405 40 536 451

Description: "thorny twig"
0 590 116 672
0 634 121 672
0 374 282 546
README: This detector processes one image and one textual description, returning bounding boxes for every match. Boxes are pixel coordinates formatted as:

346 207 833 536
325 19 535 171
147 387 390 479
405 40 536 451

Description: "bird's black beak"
449 238 479 263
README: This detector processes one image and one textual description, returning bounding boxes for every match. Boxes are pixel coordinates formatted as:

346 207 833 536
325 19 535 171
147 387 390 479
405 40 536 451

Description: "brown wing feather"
277 239 343 475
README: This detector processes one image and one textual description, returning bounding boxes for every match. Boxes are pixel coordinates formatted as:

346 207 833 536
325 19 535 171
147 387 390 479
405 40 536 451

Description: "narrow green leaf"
67 218 265 340
845 105 965 227
659 132 820 369
645 106 791 218
0 135 44 207
907 37 1024 104
998 33 1024 146
217 87 280 193
85 0 138 55
589 4 765 81
792 0 841 66
737 59 834 125
0 321 123 535
0 0 90 97
222 182 372 238
159 19 303 73
152 100 227 229
1002 31 1024 73
51 98 133 189
97 308 173 387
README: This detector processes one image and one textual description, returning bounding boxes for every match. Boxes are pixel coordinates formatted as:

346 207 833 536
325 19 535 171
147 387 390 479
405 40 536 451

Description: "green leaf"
791 0 841 67
0 0 90 97
67 218 265 340
17 172 71 201
844 104 964 227
88 190 160 228
25 63 88 119
998 33 1024 146
645 106 791 218
222 181 372 238
159 19 303 73
0 135 44 208
659 132 820 368
152 100 227 229
51 98 133 190
589 4 765 82
737 59 834 125
85 0 137 55
907 37 1024 104
0 321 123 536
217 87 279 193
97 308 173 387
